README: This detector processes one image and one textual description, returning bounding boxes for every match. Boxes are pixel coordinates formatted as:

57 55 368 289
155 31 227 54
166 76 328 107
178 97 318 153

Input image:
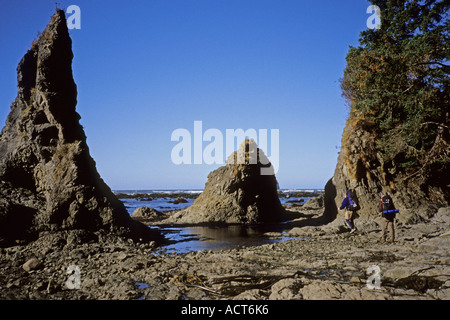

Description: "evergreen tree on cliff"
332 0 448 222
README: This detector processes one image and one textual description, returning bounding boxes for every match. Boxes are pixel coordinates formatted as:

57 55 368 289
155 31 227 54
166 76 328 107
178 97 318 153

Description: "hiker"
378 193 398 243
338 190 358 233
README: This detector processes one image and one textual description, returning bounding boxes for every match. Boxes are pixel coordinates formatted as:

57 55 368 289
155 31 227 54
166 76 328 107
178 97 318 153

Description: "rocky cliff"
327 0 450 225
325 118 449 224
0 10 161 245
163 139 285 224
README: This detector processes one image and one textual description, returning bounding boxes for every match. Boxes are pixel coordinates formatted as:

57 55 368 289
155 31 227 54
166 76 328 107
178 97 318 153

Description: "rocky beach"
1 201 449 300
1 7 449 306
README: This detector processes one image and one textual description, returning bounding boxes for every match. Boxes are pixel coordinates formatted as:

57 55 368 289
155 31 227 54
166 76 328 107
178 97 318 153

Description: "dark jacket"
378 194 396 220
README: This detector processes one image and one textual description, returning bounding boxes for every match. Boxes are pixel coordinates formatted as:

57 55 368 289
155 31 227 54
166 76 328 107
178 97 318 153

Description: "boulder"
303 194 324 209
22 257 42 272
170 197 188 204
299 280 346 300
132 207 163 219
269 278 302 299
164 139 285 224
0 10 162 245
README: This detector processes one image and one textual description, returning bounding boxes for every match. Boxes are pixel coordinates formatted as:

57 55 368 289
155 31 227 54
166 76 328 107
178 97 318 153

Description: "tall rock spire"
0 10 161 245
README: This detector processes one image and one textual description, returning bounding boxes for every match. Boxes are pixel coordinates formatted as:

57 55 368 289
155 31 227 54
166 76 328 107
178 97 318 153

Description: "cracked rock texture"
162 139 285 225
0 10 161 245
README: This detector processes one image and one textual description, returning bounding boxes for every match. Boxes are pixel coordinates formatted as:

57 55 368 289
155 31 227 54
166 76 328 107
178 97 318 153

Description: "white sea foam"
115 189 323 195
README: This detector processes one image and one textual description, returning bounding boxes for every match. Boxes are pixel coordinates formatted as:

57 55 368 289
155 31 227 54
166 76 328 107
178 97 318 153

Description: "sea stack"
164 139 285 224
0 10 161 245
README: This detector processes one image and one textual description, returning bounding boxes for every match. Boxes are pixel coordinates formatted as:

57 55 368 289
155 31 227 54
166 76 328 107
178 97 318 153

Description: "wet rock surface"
1 205 448 300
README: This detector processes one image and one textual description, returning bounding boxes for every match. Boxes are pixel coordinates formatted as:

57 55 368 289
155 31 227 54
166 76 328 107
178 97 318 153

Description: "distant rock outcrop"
163 139 285 224
0 10 161 245
131 207 165 223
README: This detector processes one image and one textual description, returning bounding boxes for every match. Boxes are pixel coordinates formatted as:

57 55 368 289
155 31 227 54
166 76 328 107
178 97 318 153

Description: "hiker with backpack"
378 193 399 243
338 190 358 233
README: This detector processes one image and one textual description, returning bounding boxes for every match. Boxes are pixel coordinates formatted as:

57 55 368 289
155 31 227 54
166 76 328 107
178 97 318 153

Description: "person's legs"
388 219 395 243
381 217 388 241
344 210 354 229
350 218 357 233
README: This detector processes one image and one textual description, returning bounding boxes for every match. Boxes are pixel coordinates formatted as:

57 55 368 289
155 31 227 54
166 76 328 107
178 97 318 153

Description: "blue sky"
0 0 372 190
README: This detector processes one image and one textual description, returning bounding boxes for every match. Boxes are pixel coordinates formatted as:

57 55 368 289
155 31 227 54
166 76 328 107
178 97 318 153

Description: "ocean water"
114 189 323 253
151 225 297 253
115 189 322 214
115 189 201 214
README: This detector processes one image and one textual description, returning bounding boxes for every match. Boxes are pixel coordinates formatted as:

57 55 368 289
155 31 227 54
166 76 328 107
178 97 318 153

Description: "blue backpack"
380 194 398 218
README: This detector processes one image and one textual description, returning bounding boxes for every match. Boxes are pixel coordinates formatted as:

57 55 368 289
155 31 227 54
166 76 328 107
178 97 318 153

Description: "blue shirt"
339 197 350 210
